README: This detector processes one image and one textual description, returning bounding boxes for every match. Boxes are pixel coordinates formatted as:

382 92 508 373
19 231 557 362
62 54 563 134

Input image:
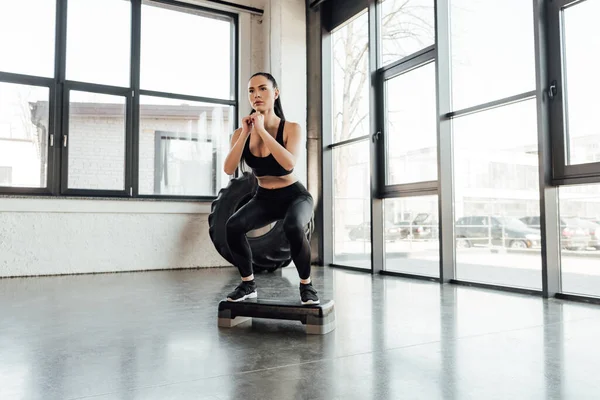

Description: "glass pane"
450 0 535 110
453 100 541 289
138 96 233 196
379 0 435 66
332 11 370 143
385 62 437 185
66 0 131 86
68 91 126 190
384 196 439 277
559 184 600 297
333 140 371 269
0 83 49 188
562 0 600 165
0 0 56 78
141 1 233 99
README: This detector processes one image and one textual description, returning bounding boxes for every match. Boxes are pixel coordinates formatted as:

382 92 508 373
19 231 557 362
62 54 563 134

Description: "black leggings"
226 181 314 280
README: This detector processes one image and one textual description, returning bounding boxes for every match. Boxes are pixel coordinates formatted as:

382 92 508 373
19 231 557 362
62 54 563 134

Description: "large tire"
208 172 314 273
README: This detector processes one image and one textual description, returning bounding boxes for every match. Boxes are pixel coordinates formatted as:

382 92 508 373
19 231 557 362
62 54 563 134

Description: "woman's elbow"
224 165 235 175
285 156 298 171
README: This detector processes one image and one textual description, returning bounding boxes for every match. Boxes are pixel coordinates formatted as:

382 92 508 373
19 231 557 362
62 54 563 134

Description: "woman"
223 72 319 305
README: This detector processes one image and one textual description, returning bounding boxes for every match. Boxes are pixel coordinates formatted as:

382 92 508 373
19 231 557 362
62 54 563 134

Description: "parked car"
570 218 600 250
400 213 438 240
520 216 591 250
348 221 405 242
455 216 541 249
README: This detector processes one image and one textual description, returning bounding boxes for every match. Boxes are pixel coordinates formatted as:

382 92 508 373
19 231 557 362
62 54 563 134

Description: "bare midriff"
256 174 298 189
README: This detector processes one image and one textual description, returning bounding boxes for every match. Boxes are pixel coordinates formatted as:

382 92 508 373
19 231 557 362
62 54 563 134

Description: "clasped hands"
241 112 266 138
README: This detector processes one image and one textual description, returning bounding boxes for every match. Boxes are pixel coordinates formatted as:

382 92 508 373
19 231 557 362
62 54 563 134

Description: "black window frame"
375 45 437 198
0 0 239 201
547 0 600 185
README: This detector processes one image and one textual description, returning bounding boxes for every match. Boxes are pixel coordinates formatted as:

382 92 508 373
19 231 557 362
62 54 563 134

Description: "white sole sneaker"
301 299 320 305
226 291 257 302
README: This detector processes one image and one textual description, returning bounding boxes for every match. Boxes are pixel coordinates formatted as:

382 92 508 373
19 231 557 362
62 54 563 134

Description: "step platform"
218 298 335 335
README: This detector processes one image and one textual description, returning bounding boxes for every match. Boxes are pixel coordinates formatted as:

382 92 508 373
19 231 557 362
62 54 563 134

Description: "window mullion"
52 0 68 195
131 0 142 197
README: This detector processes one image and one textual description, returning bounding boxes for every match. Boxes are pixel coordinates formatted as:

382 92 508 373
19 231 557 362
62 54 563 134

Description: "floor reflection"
1 267 600 399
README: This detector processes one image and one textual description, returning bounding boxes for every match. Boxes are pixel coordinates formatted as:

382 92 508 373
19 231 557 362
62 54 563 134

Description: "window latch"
372 131 381 143
50 134 54 147
548 80 557 100
63 134 68 147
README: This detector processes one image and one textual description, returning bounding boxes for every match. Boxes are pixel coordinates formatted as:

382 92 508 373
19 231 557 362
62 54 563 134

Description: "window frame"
376 45 437 198
0 72 59 195
61 83 133 197
0 0 239 201
547 0 600 185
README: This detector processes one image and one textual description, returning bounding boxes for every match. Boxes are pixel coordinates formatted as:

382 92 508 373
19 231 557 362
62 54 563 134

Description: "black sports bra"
242 119 293 177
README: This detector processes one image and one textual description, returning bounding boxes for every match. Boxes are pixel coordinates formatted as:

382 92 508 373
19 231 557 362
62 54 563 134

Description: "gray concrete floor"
1 266 600 400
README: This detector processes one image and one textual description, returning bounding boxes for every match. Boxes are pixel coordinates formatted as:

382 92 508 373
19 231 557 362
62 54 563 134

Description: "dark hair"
239 73 285 174
249 72 285 120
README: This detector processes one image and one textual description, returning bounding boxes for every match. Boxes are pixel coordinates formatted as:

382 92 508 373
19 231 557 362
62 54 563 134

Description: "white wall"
0 0 308 278
0 200 223 277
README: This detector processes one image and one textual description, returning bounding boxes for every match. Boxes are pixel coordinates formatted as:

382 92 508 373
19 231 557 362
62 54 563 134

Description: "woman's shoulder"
229 127 243 145
282 120 301 133
232 127 243 137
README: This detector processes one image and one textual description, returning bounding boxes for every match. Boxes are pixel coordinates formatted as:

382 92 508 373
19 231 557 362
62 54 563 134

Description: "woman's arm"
223 130 248 175
223 116 253 175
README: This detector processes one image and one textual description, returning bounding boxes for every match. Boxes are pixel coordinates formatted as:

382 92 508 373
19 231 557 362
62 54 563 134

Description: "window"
320 0 600 302
450 0 536 110
326 3 439 275
379 0 435 67
384 195 439 277
0 82 50 189
0 0 237 198
384 61 437 185
137 1 236 197
453 100 541 289
0 0 56 78
559 183 600 298
141 1 234 99
330 11 372 270
333 141 371 269
332 11 370 143
561 0 600 166
66 0 131 87
548 0 600 181
138 96 234 196
376 1 438 278
67 91 127 191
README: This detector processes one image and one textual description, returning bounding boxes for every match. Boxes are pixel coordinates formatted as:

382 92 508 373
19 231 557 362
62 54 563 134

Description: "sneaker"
226 280 257 302
300 282 320 305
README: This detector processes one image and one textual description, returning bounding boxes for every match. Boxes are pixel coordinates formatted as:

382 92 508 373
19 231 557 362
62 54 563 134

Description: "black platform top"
218 299 335 321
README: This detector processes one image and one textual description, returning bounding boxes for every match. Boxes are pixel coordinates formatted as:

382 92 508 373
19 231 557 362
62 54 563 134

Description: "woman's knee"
226 215 244 235
283 217 304 238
